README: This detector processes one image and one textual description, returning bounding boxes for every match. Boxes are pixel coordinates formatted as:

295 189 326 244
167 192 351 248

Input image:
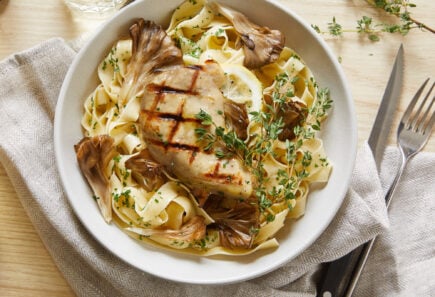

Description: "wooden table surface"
0 0 434 296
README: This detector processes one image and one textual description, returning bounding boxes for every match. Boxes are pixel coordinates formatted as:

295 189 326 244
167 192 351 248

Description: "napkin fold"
0 38 433 297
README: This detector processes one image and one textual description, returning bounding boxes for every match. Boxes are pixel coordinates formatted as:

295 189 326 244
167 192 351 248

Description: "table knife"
316 44 404 297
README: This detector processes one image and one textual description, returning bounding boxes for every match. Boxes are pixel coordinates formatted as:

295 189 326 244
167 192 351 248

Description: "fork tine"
422 101 435 135
415 82 435 132
402 78 430 128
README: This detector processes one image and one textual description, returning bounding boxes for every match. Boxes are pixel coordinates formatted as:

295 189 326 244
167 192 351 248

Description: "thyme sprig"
194 110 248 159
194 74 333 216
311 0 434 41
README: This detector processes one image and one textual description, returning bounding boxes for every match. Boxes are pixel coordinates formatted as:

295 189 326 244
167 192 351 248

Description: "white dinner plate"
54 0 357 284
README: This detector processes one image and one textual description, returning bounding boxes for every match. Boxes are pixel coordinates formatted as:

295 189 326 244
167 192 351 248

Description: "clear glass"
64 0 128 19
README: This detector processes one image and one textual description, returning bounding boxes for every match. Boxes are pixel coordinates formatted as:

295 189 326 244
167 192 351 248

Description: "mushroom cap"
74 135 118 222
209 2 285 69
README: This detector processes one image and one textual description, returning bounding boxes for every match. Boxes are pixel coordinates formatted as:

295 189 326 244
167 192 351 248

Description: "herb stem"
408 15 435 34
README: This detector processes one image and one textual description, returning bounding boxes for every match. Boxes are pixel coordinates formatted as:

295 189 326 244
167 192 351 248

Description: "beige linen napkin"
0 38 433 297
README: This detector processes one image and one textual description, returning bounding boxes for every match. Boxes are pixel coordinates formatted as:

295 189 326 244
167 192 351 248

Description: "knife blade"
368 44 404 169
316 44 404 297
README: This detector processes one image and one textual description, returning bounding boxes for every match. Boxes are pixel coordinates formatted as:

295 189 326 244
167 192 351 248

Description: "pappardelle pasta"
75 0 332 256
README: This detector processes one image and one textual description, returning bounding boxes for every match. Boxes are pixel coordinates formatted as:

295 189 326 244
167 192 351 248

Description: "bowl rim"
54 0 357 284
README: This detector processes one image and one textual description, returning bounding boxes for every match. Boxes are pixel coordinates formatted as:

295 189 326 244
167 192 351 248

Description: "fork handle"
384 154 407 208
317 157 407 297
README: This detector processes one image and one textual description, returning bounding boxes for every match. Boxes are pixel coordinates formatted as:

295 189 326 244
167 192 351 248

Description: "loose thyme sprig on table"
194 74 332 219
311 0 434 41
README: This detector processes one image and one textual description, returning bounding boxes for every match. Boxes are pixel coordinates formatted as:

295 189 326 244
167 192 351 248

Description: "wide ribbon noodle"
78 0 332 256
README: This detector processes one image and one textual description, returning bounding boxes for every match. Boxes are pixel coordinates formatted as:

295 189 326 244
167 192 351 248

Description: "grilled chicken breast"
126 20 252 202
140 62 253 202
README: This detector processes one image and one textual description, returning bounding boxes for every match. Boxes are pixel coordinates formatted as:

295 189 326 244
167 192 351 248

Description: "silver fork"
344 78 435 297
384 78 434 208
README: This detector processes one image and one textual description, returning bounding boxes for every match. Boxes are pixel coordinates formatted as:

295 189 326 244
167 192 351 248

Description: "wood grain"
0 0 433 296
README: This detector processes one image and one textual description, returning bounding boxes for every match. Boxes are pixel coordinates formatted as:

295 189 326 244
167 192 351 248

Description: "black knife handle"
316 243 366 297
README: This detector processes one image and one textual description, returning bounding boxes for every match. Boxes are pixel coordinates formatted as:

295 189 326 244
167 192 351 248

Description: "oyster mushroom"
128 215 207 246
224 100 249 140
157 215 206 242
277 101 307 141
125 149 166 192
209 2 284 69
74 135 118 223
204 194 259 249
119 19 183 103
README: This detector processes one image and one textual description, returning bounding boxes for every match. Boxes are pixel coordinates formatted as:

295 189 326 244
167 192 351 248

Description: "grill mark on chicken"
188 149 198 164
145 137 200 166
190 68 200 90
211 163 220 176
204 162 243 185
143 111 193 122
148 91 163 113
166 98 185 145
152 112 184 121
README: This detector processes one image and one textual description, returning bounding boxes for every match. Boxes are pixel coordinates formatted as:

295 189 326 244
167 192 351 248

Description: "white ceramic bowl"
54 0 357 284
